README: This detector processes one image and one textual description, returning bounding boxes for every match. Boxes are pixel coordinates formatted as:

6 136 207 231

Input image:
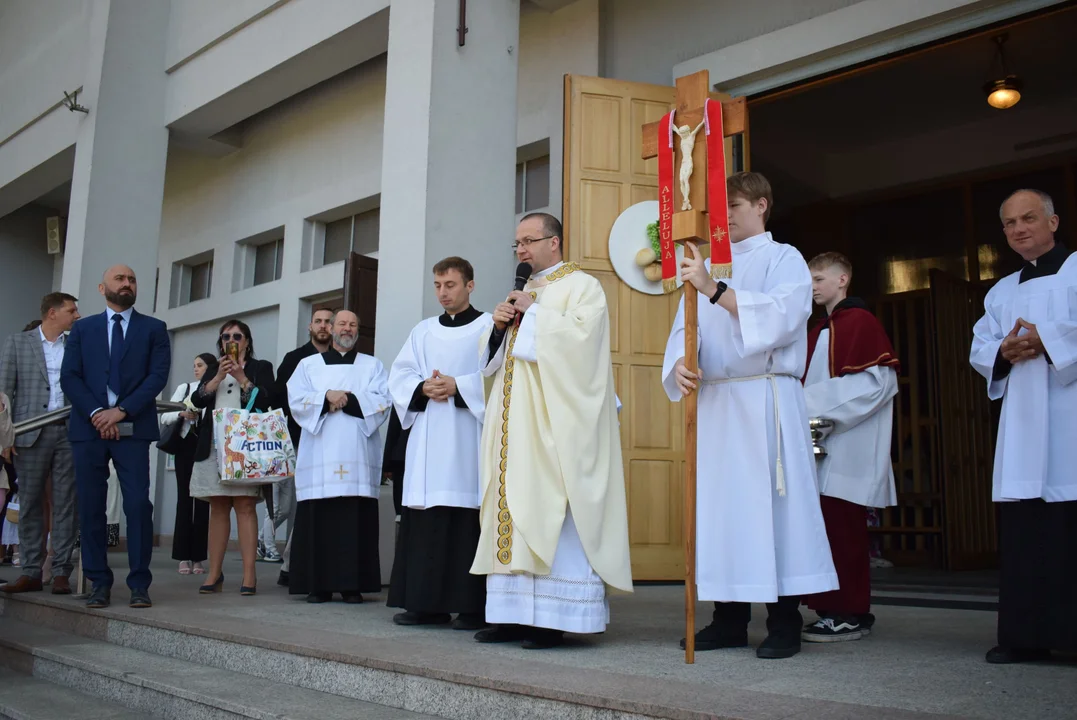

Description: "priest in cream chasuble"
663 173 836 660
387 257 493 630
286 311 391 604
471 213 631 650
970 189 1077 664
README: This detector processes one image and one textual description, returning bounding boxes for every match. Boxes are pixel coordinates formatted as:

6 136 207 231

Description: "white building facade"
0 0 1063 551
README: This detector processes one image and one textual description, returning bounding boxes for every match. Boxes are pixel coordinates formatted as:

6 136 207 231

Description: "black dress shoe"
474 624 529 643
522 628 564 650
86 585 111 609
985 646 1052 664
277 570 289 587
393 611 450 626
341 592 364 604
306 592 332 603
756 632 801 659
679 622 749 651
452 613 487 631
129 589 152 608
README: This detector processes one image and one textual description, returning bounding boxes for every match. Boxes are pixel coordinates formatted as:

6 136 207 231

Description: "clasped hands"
1000 318 1044 365
422 370 457 402
92 407 127 440
493 291 535 330
325 390 352 412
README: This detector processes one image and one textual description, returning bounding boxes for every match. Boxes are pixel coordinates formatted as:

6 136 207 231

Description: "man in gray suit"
0 293 81 594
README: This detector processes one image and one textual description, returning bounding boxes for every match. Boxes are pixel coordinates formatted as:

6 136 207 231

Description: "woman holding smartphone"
189 320 275 596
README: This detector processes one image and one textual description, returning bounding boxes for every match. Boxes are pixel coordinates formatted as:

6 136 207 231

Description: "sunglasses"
220 333 245 342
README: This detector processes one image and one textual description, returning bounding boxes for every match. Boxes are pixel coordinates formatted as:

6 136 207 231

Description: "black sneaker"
857 612 875 636
801 617 863 643
306 592 332 603
757 632 801 659
277 570 289 587
679 622 749 651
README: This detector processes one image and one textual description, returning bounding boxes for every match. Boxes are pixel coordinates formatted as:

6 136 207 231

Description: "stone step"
0 619 436 720
0 668 158 720
0 590 974 720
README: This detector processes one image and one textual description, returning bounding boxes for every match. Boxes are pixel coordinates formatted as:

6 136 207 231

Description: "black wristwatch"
709 281 728 304
116 406 128 417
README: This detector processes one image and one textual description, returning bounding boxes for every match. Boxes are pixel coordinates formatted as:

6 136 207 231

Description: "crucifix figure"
675 120 705 211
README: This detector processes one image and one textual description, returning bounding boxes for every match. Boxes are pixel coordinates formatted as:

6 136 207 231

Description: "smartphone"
225 340 240 363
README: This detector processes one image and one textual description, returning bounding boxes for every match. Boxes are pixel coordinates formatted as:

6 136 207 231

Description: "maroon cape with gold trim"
805 298 900 380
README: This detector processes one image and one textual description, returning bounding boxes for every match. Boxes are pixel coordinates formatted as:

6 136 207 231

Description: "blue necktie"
109 314 124 398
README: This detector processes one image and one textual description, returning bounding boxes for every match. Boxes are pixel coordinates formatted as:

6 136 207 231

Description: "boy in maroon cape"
800 253 900 642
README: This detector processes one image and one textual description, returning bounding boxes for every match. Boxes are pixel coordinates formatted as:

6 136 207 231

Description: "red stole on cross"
805 300 901 381
655 99 731 294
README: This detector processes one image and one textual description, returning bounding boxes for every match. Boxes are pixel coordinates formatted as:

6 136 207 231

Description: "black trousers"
712 596 802 637
171 447 208 563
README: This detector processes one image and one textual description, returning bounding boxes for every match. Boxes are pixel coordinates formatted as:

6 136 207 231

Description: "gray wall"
0 205 61 345
598 0 863 85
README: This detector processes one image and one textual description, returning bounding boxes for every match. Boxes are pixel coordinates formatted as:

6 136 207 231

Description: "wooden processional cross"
640 70 747 664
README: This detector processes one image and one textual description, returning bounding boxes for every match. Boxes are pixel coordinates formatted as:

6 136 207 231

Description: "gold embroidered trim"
545 262 582 283
496 324 521 565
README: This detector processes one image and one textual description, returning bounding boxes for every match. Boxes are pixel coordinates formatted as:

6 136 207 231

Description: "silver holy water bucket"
809 418 834 457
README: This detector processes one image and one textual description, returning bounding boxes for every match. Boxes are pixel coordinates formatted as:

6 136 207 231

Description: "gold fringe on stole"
710 263 732 280
662 277 678 294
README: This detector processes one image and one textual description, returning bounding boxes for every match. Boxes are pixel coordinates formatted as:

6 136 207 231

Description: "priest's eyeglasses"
512 235 554 250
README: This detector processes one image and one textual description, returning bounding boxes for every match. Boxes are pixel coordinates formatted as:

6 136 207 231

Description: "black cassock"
992 241 1077 653
387 307 486 617
288 348 381 597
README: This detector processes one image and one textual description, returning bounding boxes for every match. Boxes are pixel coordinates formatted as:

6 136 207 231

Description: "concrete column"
374 0 520 366
275 217 307 366
60 0 170 315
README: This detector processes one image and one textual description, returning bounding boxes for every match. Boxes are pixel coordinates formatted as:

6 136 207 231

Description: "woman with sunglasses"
189 320 276 596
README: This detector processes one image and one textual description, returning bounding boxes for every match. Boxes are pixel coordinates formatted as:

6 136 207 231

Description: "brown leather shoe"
51 576 72 595
1 576 44 593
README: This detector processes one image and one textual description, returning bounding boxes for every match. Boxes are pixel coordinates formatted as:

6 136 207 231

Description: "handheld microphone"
511 262 532 300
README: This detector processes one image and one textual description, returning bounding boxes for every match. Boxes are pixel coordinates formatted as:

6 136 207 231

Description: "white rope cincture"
701 373 792 496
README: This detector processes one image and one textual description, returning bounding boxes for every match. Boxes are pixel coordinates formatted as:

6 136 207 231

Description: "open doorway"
749 4 1077 572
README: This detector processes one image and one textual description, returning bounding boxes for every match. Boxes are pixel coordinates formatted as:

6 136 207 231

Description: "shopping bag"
213 389 296 486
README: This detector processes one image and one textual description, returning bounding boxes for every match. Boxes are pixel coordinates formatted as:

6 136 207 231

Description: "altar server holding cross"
662 172 837 661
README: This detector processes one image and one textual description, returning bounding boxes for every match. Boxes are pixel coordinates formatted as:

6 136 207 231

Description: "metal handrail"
12 401 187 438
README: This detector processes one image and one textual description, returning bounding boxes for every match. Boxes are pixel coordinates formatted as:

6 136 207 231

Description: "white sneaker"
263 545 283 563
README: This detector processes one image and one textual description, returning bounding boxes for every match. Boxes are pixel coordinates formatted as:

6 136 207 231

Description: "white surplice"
661 232 838 603
970 254 1077 502
388 313 493 509
287 352 391 502
804 330 899 509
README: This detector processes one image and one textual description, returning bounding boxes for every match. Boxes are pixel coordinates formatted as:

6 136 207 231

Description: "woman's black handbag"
157 384 192 455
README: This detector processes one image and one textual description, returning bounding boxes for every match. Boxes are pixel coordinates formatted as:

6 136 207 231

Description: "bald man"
61 265 171 609
970 189 1077 663
286 310 391 603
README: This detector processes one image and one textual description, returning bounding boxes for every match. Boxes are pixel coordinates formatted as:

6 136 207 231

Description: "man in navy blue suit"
61 265 171 609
